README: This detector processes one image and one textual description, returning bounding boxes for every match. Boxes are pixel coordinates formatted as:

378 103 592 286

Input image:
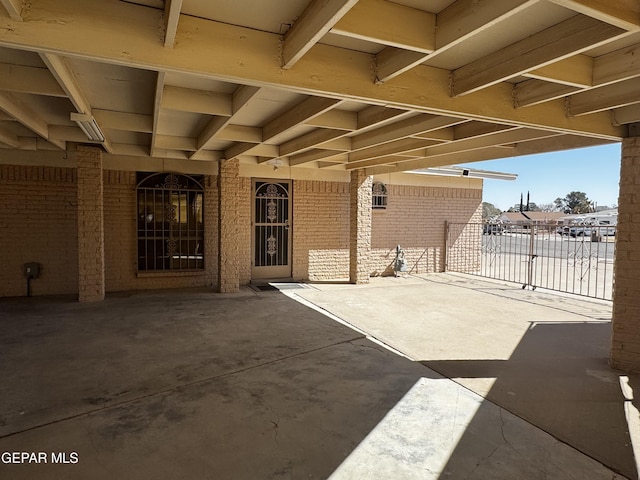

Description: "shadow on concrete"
423 321 639 479
0 288 434 479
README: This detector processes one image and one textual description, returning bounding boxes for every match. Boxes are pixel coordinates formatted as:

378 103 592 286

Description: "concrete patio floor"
0 273 636 479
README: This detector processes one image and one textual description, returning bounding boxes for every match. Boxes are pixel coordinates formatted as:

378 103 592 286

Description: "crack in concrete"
0 336 364 440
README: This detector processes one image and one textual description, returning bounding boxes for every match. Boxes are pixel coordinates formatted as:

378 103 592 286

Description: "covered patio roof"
0 0 638 173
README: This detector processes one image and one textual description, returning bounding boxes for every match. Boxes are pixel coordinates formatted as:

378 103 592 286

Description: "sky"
459 143 622 212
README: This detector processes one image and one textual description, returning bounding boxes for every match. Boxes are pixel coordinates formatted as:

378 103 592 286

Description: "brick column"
349 169 372 284
611 134 640 371
217 159 239 293
76 146 105 302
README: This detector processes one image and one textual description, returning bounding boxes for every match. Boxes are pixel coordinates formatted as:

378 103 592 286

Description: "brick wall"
350 171 372 284
0 165 78 297
293 180 350 281
77 146 105 302
611 136 640 371
237 177 252 285
0 165 220 298
372 184 482 275
0 163 483 296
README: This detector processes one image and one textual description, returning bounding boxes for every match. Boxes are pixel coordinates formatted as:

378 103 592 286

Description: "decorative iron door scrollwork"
253 181 291 277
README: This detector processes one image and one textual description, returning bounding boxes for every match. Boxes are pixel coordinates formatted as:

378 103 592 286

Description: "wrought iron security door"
252 180 292 279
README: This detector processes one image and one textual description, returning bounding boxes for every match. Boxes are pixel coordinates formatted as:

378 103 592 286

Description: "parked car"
483 224 504 235
569 227 591 237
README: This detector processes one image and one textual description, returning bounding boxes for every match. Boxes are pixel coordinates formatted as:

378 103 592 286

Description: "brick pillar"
349 169 372 284
76 146 105 302
611 135 640 371
217 159 239 293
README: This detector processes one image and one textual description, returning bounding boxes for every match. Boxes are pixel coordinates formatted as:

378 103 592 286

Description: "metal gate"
445 222 616 300
252 180 291 279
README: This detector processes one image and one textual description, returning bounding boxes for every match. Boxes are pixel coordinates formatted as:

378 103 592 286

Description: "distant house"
497 211 567 226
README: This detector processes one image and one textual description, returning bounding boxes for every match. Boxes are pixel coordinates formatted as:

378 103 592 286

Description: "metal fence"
445 222 616 300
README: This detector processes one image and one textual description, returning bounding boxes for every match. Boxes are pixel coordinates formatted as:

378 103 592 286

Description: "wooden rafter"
546 0 640 31
332 0 435 53
161 86 232 116
150 71 165 157
451 15 624 96
164 0 182 48
515 43 640 108
0 63 65 97
40 53 114 152
282 0 358 69
375 0 540 83
0 0 21 21
0 0 624 140
568 77 640 116
0 92 65 149
0 123 19 147
351 115 464 150
192 85 261 158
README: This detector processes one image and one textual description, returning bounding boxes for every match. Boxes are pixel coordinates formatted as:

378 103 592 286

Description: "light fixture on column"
70 112 105 142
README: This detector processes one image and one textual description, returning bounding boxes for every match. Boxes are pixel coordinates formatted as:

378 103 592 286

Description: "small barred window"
372 182 388 209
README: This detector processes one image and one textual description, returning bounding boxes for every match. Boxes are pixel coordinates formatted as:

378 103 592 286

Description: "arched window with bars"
136 172 204 271
372 181 388 209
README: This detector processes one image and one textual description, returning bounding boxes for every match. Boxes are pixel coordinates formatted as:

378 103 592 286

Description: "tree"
538 202 558 212
482 202 501 220
556 191 592 214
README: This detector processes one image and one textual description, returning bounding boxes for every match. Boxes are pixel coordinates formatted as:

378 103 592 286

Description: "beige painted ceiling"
0 0 639 174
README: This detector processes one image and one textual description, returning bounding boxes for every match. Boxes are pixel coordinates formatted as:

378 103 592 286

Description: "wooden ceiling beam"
162 85 232 116
514 80 581 108
93 110 153 133
424 128 559 157
331 0 435 53
0 123 20 147
155 134 197 151
217 124 262 143
451 15 624 96
41 52 114 152
0 92 65 149
523 54 593 87
289 148 345 166
305 109 357 131
263 96 342 141
279 128 347 157
352 115 464 150
546 0 640 31
0 62 65 97
40 53 91 114
349 138 438 162
375 0 540 83
0 0 22 21
282 0 358 69
195 85 261 153
368 134 615 174
453 122 521 140
568 77 640 116
593 43 640 85
516 43 640 107
0 0 623 140
224 142 259 160
612 104 640 125
150 71 165 157
163 0 182 48
356 106 414 130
